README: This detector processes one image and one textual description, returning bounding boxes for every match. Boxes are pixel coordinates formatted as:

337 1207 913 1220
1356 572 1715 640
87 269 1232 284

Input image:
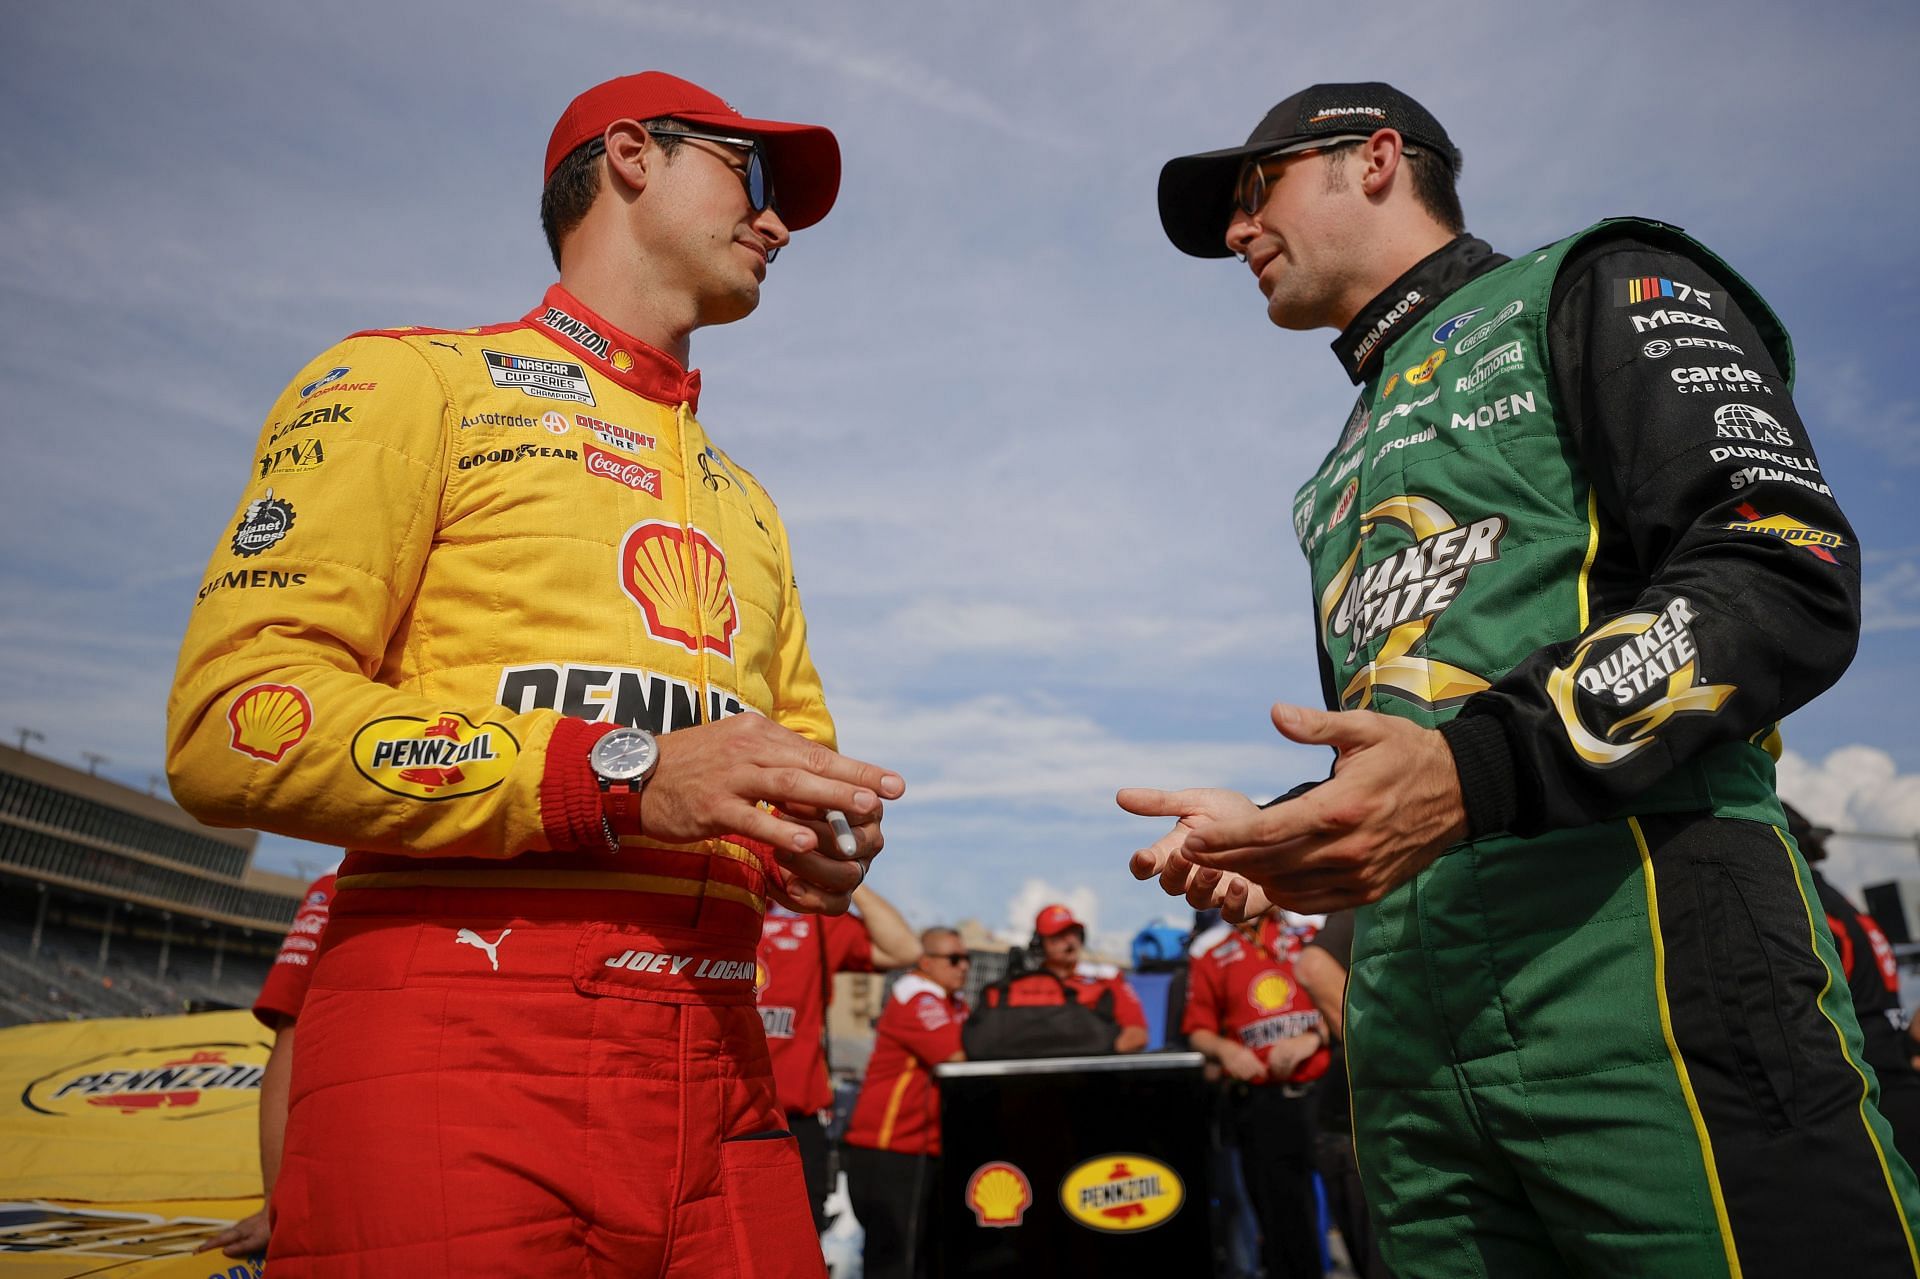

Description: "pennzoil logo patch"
351 712 520 800
23 1042 269 1120
1059 1154 1185 1233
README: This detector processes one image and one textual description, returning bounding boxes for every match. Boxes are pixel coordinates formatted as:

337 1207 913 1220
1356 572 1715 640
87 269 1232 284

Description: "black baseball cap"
1158 82 1460 259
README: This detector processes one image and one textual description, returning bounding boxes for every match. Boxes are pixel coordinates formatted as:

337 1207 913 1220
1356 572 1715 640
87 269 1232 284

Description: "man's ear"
602 120 654 194
1359 128 1405 196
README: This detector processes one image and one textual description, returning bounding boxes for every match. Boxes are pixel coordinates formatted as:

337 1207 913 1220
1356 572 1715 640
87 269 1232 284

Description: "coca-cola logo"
584 444 661 496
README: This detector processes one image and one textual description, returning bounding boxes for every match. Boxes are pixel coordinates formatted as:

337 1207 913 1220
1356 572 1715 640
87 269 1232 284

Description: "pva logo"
24 1043 269 1119
967 1161 1034 1228
1059 1154 1185 1233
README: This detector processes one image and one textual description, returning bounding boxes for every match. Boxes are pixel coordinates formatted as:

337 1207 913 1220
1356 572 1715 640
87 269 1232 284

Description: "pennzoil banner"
1 1012 268 1205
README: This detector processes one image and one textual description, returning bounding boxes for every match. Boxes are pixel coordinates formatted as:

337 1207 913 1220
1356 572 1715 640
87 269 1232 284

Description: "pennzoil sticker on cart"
351 711 520 800
1058 1153 1185 1233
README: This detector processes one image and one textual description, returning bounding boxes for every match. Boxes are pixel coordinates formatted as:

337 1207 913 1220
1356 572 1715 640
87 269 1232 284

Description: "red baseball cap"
545 71 841 231
1034 904 1086 938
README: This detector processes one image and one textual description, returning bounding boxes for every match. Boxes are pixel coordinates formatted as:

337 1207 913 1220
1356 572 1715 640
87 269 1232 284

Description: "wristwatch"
589 727 659 846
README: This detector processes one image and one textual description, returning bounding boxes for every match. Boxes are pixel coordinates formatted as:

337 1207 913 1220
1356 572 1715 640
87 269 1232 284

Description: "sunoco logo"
351 711 521 800
1060 1154 1185 1233
24 1042 269 1119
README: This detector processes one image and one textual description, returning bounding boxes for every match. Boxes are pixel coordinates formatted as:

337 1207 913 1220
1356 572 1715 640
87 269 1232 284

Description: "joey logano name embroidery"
604 949 755 982
1330 515 1506 661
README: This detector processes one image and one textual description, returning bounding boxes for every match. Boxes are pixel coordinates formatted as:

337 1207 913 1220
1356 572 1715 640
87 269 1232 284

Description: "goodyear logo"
351 712 520 800
967 1160 1033 1228
23 1043 268 1120
1059 1154 1185 1233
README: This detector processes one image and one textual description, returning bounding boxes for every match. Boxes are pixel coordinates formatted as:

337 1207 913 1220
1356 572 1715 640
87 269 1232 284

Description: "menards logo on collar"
1319 495 1504 711
24 1043 268 1119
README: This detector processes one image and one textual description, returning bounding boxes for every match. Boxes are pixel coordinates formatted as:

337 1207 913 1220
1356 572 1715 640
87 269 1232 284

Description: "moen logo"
1060 1154 1185 1233
1725 503 1845 563
967 1161 1034 1228
1319 496 1504 711
23 1042 269 1120
1546 596 1736 767
351 712 521 800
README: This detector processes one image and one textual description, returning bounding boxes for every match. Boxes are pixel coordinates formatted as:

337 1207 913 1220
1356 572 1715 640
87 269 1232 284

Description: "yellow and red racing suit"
167 285 833 1277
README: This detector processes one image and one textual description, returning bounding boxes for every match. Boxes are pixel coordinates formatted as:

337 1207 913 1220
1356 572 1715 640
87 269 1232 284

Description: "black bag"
961 969 1119 1061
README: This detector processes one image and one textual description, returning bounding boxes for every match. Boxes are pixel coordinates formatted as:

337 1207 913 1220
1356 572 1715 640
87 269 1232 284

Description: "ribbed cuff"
1438 714 1519 840
539 718 620 852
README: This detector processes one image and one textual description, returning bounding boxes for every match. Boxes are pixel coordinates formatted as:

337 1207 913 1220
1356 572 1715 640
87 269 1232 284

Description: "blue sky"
4 1 1918 945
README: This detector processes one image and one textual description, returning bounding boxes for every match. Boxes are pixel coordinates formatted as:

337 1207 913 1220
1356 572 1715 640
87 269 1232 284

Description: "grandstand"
0 742 306 1027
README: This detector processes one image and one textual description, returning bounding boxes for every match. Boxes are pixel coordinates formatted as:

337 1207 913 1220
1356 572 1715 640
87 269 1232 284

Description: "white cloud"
1862 556 1920 633
1777 746 1920 909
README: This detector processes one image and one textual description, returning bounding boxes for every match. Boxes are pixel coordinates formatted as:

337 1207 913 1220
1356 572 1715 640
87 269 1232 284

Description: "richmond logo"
619 521 739 659
1319 496 1504 710
1546 596 1737 767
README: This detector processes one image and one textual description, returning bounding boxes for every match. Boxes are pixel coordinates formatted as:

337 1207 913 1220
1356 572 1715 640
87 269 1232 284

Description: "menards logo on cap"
1059 1154 1185 1233
24 1043 268 1120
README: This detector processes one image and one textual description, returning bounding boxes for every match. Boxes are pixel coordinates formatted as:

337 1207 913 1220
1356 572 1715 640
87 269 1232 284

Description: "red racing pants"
266 884 824 1278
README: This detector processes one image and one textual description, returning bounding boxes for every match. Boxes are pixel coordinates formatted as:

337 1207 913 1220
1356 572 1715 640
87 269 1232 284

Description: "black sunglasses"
927 951 972 965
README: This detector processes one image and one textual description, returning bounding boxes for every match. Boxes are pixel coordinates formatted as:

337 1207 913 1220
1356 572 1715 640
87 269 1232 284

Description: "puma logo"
429 339 463 354
455 927 512 971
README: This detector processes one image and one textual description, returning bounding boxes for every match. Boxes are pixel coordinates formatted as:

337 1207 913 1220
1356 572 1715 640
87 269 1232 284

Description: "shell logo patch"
619 520 739 660
966 1161 1033 1228
24 1043 269 1120
351 711 520 800
1059 1154 1185 1233
1247 970 1293 1014
227 683 312 763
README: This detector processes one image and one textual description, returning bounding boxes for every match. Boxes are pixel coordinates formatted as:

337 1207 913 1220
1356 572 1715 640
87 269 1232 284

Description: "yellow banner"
0 1012 269 1204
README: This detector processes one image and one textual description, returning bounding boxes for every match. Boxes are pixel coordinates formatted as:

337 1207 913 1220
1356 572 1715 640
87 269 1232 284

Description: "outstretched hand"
1120 702 1468 914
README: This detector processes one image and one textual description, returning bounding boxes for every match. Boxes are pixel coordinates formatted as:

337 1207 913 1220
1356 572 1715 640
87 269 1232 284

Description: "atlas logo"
1319 496 1503 711
1547 596 1735 766
1724 503 1845 563
1713 403 1794 447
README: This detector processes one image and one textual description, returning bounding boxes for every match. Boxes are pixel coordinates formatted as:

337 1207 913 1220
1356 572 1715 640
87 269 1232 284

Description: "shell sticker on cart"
965 1161 1033 1228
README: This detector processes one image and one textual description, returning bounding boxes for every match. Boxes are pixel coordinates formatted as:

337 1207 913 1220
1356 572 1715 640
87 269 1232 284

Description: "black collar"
1332 234 1509 384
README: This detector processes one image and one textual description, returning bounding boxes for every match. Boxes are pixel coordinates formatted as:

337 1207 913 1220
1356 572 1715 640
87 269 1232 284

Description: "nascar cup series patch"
1059 1154 1185 1233
350 711 520 800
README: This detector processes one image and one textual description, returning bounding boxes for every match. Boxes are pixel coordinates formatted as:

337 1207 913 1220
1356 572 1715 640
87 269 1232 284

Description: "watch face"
591 729 658 782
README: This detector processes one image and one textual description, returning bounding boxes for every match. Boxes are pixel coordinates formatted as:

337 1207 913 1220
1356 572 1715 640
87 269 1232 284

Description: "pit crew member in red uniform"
842 928 971 1279
1185 915 1329 1279
167 71 904 1279
758 883 920 1228
198 870 337 1261
1034 903 1148 1052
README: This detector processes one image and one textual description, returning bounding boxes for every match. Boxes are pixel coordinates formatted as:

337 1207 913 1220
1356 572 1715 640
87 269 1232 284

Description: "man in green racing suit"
1121 81 1920 1277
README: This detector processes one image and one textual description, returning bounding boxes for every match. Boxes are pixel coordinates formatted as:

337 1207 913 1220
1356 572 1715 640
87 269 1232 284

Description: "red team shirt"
1061 961 1149 1030
756 909 876 1116
1184 918 1330 1085
843 974 969 1157
251 873 336 1029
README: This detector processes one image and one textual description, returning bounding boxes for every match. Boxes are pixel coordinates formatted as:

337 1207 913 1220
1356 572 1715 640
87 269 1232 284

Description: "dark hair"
1322 138 1465 236
539 117 688 269
1405 146 1465 235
